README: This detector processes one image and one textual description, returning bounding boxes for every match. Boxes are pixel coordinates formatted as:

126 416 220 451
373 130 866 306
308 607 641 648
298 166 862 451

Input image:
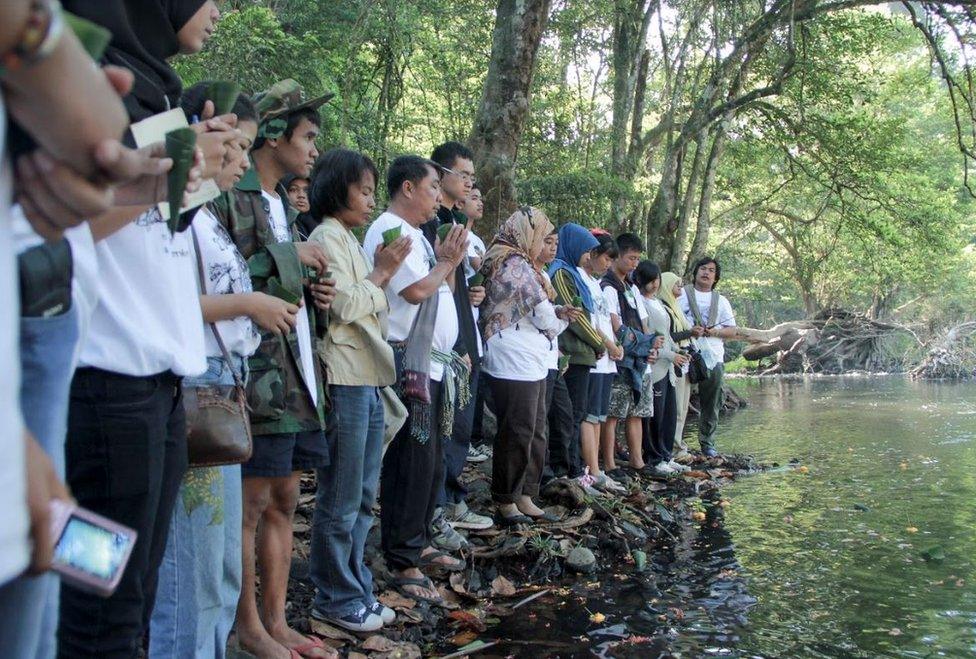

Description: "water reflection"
480 377 976 658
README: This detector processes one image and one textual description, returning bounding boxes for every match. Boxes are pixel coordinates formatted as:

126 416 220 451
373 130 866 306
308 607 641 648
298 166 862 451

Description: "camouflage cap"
253 79 334 139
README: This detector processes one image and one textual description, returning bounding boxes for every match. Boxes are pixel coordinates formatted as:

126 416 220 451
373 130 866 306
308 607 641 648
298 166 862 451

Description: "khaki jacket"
309 218 395 387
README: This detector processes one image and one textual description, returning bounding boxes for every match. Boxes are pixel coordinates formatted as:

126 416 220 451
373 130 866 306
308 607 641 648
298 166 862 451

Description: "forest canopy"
176 0 976 335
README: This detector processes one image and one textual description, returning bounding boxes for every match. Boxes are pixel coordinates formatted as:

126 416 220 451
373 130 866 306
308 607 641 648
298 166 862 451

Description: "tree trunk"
667 129 707 270
686 122 728 275
468 0 552 237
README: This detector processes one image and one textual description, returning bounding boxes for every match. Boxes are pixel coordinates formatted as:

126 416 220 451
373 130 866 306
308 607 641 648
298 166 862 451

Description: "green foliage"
174 2 975 332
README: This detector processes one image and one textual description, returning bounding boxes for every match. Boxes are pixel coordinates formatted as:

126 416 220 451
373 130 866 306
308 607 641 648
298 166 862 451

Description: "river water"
484 377 976 658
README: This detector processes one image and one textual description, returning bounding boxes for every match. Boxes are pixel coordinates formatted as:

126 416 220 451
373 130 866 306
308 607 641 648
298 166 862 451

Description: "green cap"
253 79 334 139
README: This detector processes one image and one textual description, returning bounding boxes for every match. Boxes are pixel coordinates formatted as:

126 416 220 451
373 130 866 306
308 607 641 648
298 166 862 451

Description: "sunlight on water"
722 377 976 658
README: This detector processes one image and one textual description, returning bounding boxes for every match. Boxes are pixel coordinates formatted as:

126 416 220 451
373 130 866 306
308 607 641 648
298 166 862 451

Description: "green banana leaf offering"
382 225 401 246
65 13 111 60
437 222 455 242
164 127 197 234
571 295 583 307
468 272 485 287
266 279 302 305
206 81 241 116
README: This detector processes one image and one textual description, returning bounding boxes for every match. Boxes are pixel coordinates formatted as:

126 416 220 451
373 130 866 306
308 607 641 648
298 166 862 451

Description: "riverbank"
257 449 765 658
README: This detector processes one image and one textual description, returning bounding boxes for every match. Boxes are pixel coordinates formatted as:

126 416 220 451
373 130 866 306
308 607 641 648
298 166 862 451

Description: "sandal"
393 575 445 606
420 549 466 572
527 512 560 523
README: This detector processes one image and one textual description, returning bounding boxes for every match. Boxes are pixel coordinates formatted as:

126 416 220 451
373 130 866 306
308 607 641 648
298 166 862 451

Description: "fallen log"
910 321 976 380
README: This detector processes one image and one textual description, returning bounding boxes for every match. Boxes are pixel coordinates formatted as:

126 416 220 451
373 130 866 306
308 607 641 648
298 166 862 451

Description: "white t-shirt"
679 288 736 362
79 207 206 377
463 232 487 279
464 232 486 358
0 101 30 584
585 270 616 375
263 191 317 404
190 207 261 359
363 212 458 382
483 298 566 382
542 272 563 370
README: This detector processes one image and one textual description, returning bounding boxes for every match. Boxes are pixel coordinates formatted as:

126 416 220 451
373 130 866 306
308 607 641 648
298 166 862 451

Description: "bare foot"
236 625 293 659
268 623 336 659
394 567 440 600
516 495 545 517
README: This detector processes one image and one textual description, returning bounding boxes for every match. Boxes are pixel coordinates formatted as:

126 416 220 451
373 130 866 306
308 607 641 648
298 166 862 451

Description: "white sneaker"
466 444 489 463
595 473 627 493
668 460 691 473
653 461 676 477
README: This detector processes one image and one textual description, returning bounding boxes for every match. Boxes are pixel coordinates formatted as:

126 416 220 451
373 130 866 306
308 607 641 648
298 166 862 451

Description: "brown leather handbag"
184 227 253 468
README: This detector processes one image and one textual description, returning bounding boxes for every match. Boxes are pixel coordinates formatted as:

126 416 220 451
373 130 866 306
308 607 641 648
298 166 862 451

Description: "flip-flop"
496 512 532 527
527 512 561 523
420 549 466 572
393 575 445 606
291 636 336 659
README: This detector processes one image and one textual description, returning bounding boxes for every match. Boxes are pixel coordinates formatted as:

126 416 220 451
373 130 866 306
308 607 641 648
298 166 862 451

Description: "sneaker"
466 444 489 463
311 604 383 632
672 449 693 463
368 601 396 625
476 444 494 459
652 461 676 477
431 510 468 552
668 460 691 473
703 447 719 458
444 500 494 530
594 473 627 493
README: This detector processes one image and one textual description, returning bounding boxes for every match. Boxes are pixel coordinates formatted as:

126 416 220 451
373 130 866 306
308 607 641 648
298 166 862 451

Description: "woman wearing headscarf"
480 208 578 524
658 271 704 459
549 224 621 492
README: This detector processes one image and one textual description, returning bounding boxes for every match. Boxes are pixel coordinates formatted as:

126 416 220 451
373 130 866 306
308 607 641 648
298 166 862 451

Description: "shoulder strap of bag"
190 226 246 391
684 284 704 326
708 290 719 327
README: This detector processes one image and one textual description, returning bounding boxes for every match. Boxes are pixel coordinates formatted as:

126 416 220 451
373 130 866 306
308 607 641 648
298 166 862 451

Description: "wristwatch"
0 0 65 76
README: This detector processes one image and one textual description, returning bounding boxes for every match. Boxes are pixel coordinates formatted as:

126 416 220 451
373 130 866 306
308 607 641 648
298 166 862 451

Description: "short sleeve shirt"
364 212 459 382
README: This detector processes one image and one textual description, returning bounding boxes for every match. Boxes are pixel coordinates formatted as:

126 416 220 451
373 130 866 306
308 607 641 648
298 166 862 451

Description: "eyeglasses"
439 165 475 184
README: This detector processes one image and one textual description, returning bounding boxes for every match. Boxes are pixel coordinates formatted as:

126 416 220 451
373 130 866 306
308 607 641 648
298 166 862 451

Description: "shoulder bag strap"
190 226 246 391
708 290 720 327
684 284 704 326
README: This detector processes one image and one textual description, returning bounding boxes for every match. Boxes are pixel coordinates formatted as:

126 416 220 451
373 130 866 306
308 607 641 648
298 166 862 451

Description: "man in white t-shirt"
362 155 468 605
679 257 737 457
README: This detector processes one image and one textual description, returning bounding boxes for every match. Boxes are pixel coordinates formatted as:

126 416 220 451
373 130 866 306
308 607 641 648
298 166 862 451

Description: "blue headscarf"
548 223 599 312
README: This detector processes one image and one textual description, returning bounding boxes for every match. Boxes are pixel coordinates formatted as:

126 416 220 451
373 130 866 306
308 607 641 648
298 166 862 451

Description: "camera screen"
54 515 132 580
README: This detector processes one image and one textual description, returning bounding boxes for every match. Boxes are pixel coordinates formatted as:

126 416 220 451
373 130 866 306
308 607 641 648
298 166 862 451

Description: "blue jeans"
149 356 245 659
0 307 79 659
310 385 384 616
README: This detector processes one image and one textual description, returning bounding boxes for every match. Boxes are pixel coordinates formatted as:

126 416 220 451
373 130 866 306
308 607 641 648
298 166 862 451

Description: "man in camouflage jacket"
211 78 338 658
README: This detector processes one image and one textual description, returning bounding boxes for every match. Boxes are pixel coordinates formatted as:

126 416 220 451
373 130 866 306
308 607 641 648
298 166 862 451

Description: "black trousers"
644 376 677 465
562 364 591 478
381 380 444 571
543 369 577 480
440 366 478 507
59 368 187 659
489 376 548 503
470 369 492 447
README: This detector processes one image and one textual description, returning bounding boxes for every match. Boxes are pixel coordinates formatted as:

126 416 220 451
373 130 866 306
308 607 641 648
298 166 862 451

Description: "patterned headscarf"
478 207 556 342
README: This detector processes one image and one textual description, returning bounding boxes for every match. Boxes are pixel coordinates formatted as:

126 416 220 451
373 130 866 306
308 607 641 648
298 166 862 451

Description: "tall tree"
468 0 553 235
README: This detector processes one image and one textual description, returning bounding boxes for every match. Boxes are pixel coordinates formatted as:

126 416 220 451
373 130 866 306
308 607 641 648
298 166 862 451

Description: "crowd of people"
0 1 738 657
